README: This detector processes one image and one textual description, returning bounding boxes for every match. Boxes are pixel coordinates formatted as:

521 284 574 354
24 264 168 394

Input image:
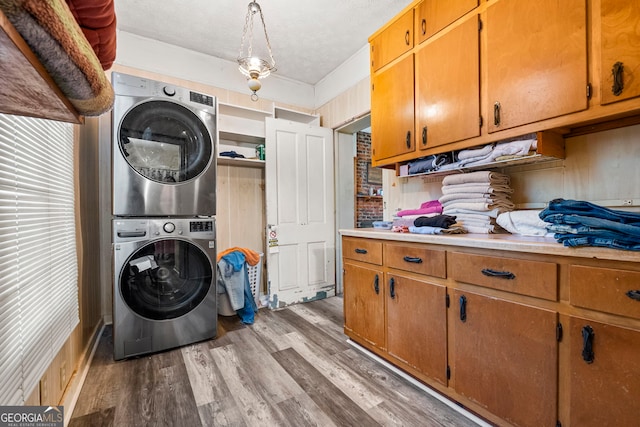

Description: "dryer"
112 72 217 217
113 218 217 360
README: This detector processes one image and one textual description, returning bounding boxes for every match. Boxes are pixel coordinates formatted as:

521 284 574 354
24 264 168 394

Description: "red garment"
66 0 117 69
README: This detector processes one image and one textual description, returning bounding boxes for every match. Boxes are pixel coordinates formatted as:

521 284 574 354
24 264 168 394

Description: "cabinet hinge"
586 83 592 100
478 18 483 31
556 322 563 342
479 115 483 128
446 365 451 380
446 293 450 308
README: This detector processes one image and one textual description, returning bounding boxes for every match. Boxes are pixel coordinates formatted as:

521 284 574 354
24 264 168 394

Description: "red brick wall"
356 132 383 228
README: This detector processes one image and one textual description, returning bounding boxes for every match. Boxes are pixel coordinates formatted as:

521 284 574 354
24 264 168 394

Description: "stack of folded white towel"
439 171 514 233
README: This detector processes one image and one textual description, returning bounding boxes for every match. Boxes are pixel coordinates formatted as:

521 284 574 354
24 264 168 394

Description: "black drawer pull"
493 101 501 127
405 30 410 45
354 248 367 254
422 126 427 146
626 290 640 301
612 61 624 96
389 277 396 299
403 256 423 264
374 274 380 295
406 130 412 149
421 19 426 36
459 295 467 322
481 268 515 280
581 325 595 364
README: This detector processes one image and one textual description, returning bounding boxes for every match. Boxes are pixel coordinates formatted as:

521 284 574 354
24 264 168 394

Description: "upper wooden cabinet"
370 9 414 72
371 54 415 162
414 0 478 44
415 16 480 150
600 0 640 105
486 0 588 133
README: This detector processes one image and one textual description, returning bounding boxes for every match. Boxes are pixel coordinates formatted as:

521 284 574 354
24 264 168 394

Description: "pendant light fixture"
238 1 276 101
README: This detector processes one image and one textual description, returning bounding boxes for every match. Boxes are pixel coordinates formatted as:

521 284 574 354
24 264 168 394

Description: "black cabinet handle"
374 274 380 295
493 101 501 127
626 290 640 301
422 126 427 146
403 256 423 264
405 30 410 45
406 130 412 149
481 268 515 280
581 325 595 364
612 61 624 96
421 19 426 36
354 248 367 254
389 277 396 299
459 295 467 322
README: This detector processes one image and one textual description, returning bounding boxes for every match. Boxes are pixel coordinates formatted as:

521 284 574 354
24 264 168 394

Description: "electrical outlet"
623 199 633 206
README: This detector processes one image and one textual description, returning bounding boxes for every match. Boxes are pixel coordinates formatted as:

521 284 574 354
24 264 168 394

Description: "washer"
112 72 217 217
113 218 217 360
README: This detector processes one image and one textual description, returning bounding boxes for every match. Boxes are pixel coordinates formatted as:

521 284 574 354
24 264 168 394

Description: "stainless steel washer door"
120 238 212 321
119 100 212 183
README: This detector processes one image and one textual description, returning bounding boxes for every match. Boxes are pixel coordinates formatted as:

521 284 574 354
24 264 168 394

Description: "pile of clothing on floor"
539 199 640 251
391 200 465 234
439 171 514 233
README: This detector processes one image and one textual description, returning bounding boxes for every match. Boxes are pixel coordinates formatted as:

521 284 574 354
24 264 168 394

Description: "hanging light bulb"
238 1 276 101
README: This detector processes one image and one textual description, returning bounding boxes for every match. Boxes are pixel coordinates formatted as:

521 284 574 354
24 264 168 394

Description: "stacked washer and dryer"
111 72 218 360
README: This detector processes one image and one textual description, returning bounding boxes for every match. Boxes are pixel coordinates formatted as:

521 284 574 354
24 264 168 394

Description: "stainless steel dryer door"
113 99 216 216
118 237 213 321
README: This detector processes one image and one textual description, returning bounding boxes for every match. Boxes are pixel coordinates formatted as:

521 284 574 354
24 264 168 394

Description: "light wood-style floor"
69 297 480 427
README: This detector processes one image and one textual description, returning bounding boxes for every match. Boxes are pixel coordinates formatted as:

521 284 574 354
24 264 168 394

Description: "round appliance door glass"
120 239 212 320
119 100 212 183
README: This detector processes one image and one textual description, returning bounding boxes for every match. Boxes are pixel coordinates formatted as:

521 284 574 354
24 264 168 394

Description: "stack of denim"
539 199 640 251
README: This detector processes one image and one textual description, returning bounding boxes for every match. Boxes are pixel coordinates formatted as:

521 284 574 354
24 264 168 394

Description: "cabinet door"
415 16 480 150
568 317 640 426
371 54 415 163
370 9 414 72
414 0 478 44
451 290 558 427
386 273 447 385
486 0 587 132
343 262 385 349
600 0 640 105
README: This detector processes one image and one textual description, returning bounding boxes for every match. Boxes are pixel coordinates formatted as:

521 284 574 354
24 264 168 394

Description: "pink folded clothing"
396 200 443 217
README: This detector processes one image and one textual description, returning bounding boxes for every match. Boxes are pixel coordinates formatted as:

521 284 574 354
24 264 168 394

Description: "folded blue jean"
541 199 640 225
559 235 640 251
542 213 640 238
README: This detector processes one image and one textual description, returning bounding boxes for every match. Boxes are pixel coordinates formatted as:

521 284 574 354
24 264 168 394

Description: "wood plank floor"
69 297 481 427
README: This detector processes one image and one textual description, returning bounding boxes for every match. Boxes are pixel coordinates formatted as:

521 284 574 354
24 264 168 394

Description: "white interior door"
265 118 335 308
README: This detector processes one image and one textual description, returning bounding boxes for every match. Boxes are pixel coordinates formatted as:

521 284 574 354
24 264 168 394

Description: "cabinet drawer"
342 237 382 265
384 243 446 278
570 265 640 320
414 0 478 44
449 252 557 300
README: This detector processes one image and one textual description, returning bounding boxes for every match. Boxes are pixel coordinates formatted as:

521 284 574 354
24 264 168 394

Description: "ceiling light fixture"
238 1 276 101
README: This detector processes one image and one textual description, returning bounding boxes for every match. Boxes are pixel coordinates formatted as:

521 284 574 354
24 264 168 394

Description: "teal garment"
218 251 256 324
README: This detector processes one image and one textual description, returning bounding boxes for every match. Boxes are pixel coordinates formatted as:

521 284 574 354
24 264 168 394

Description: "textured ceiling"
114 0 408 85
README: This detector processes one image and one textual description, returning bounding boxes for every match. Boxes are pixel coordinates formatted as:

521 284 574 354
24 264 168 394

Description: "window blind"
0 114 78 405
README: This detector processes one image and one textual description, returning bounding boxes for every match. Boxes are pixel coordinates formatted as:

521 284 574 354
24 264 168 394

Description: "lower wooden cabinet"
343 261 385 349
568 317 640 427
451 289 559 427
386 272 447 385
341 235 640 426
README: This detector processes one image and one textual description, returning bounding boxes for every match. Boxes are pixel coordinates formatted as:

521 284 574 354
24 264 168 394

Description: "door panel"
265 119 335 308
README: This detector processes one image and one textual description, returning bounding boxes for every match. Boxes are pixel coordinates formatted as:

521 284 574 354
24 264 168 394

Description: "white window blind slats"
0 114 78 405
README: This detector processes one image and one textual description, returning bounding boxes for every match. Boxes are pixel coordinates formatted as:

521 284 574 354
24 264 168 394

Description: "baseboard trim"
62 320 106 426
346 339 491 427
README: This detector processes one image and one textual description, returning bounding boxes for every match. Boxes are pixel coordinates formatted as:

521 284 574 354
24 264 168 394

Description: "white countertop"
339 228 640 263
